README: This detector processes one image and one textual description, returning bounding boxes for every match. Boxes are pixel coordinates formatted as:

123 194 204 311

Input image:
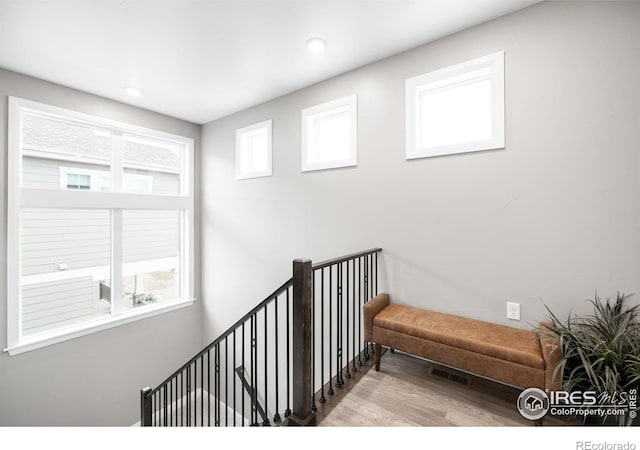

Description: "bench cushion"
373 304 545 369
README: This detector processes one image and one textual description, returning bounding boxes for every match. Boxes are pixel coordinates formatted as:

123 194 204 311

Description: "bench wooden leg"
375 343 382 371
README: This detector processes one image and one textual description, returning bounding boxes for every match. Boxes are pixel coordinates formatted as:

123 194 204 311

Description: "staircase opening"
140 248 382 427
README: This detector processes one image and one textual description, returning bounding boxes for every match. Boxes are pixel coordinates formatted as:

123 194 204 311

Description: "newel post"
140 386 152 426
288 258 316 426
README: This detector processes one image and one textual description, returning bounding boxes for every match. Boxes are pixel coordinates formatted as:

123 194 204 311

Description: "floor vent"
430 368 451 379
429 367 469 386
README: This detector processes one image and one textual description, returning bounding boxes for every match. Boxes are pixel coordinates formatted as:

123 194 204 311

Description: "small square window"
66 173 91 190
301 94 357 172
236 120 272 180
406 51 504 159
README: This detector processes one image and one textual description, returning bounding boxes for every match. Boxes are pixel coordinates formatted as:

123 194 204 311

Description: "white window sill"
4 298 196 356
301 159 357 172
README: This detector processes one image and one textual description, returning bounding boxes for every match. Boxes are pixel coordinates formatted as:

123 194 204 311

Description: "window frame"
235 119 272 180
64 171 92 190
405 51 505 160
6 96 195 355
301 94 357 172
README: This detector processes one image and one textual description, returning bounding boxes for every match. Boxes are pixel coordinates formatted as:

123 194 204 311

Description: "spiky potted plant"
543 292 640 426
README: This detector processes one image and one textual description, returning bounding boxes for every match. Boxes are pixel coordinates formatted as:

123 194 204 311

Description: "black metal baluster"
346 260 351 379
200 355 203 427
187 364 191 426
339 263 345 384
213 346 216 426
365 253 369 300
163 384 168 426
207 349 210 426
311 271 317 412
263 304 270 426
364 255 370 360
336 262 343 388
374 251 378 295
251 315 257 426
328 265 334 396
274 295 281 423
216 343 221 426
176 377 178 426
319 268 326 403
368 253 372 299
210 346 216 428
233 329 237 426
196 359 200 426
242 322 245 426
180 371 183 426
358 256 363 365
225 336 228 427
171 378 175 426
370 253 374 356
352 258 357 373
195 358 199 426
285 287 291 417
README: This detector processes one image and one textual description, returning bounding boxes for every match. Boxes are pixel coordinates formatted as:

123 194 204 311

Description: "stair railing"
140 248 382 426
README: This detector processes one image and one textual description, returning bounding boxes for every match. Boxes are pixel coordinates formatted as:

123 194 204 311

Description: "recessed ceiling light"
124 86 143 97
306 38 326 53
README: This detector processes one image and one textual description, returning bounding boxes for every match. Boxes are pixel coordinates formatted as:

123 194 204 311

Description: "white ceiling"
0 0 539 125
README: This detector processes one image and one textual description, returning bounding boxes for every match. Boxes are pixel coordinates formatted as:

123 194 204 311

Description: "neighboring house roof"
23 114 181 171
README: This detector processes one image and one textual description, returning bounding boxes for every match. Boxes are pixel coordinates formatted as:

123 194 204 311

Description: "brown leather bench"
364 293 561 394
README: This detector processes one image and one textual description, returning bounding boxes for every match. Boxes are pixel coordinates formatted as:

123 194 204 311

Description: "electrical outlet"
507 302 520 320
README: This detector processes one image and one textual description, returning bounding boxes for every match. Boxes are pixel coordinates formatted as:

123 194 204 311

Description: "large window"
6 97 195 355
301 94 357 172
405 51 505 159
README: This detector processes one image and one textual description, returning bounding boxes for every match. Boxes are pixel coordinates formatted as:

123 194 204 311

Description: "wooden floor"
318 350 579 427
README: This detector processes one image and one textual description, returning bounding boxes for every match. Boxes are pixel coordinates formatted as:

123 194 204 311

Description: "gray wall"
0 68 202 425
200 1 640 343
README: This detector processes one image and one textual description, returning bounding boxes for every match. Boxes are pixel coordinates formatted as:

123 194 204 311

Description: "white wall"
0 68 203 425
200 1 640 343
